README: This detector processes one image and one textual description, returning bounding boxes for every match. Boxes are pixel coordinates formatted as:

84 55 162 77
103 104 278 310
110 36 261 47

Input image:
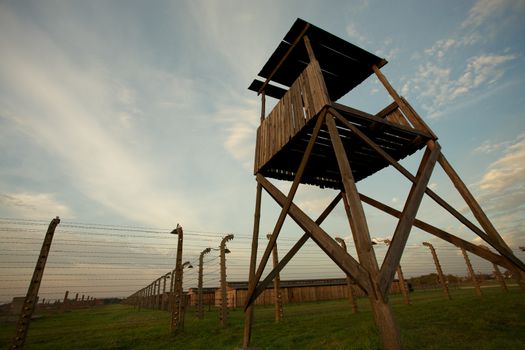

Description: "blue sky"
1 0 524 300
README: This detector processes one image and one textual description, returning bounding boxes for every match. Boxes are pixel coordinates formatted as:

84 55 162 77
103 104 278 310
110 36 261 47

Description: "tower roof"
248 18 387 101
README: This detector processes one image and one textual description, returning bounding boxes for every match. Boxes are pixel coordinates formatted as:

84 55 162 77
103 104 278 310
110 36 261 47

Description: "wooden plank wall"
254 60 330 173
229 283 369 308
188 291 215 306
214 280 405 308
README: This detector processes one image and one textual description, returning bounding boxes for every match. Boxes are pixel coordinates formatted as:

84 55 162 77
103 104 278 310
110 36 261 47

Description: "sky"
1 0 524 302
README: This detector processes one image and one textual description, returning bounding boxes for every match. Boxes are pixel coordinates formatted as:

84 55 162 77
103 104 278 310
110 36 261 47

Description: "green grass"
1 287 524 349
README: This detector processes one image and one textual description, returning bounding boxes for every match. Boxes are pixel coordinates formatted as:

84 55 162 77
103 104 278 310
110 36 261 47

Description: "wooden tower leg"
326 115 401 350
242 183 262 349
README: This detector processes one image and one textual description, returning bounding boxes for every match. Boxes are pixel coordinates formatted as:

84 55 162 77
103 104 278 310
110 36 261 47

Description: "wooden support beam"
330 108 512 262
438 154 525 273
360 193 520 272
327 113 402 349
242 183 262 349
325 114 377 290
257 174 373 294
400 97 437 139
248 111 327 304
303 35 316 62
379 143 440 296
261 92 266 122
258 23 310 95
372 65 435 137
246 193 342 307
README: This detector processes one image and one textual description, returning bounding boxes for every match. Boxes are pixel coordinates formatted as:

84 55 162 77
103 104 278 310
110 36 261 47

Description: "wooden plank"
257 174 373 294
303 72 316 121
286 92 293 141
299 74 310 120
392 110 410 127
278 98 284 150
379 143 440 296
264 121 269 166
291 82 302 133
270 110 276 158
246 193 342 308
283 93 289 143
376 101 398 119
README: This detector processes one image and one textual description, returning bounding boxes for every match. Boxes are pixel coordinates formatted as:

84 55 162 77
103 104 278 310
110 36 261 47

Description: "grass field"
1 287 524 349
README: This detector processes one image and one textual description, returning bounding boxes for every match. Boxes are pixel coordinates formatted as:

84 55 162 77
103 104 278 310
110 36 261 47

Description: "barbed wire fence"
1 217 523 308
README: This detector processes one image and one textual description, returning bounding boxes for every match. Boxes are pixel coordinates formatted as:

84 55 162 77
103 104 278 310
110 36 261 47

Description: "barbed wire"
1 217 521 304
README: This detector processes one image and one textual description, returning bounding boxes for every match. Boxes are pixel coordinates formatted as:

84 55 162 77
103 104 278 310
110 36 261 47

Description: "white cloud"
478 134 525 192
403 53 515 117
0 7 199 228
472 134 525 248
346 23 368 45
0 192 73 219
461 0 524 29
401 0 521 118
214 99 259 170
474 139 513 154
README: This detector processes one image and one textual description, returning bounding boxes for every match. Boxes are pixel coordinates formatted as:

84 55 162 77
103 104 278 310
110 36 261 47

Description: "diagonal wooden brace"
438 154 525 272
257 174 373 294
360 193 521 273
329 108 496 249
244 193 342 309
379 143 440 296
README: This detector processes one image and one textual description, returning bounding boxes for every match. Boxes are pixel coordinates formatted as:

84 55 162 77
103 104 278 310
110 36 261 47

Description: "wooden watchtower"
242 19 525 350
